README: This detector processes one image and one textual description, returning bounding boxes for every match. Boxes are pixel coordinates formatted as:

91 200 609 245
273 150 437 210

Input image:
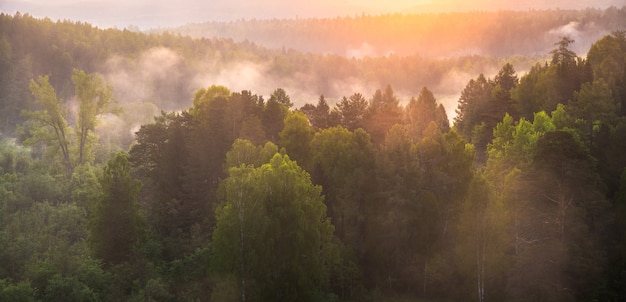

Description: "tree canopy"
1 12 626 302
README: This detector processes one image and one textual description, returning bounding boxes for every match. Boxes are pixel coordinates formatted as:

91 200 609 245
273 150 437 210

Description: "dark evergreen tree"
337 93 368 131
88 152 144 266
365 85 403 145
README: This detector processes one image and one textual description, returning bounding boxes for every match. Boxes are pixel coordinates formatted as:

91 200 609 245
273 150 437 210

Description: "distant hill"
407 0 626 13
167 7 626 58
3 0 623 29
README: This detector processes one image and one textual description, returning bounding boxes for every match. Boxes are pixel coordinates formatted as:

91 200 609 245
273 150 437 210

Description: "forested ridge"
170 7 626 57
0 12 552 137
1 11 626 302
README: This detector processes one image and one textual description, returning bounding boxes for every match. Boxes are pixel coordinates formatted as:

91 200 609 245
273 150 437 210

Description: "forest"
0 8 626 302
170 7 626 57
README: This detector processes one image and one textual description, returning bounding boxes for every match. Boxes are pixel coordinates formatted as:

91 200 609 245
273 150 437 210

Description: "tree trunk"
238 189 246 302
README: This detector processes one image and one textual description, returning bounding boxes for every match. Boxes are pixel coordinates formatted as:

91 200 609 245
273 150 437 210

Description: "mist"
2 7 626 302
5 8 620 150
168 8 625 58
546 21 609 56
94 41 533 133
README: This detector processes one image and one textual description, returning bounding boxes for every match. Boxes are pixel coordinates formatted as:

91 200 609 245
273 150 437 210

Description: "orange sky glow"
1 0 622 29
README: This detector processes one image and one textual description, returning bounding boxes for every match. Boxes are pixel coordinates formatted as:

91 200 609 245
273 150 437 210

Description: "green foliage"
300 95 341 131
310 127 376 295
23 75 73 177
212 153 338 301
336 93 369 131
608 168 626 299
225 139 278 169
70 163 100 209
268 87 293 108
262 97 288 142
511 63 550 119
507 130 609 301
280 111 314 169
71 68 119 165
365 85 403 145
22 70 118 178
455 74 492 139
0 279 35 302
455 63 521 161
1 200 108 301
406 87 449 140
569 78 618 143
455 174 509 301
550 37 577 66
2 13 626 302
587 31 626 116
88 152 144 266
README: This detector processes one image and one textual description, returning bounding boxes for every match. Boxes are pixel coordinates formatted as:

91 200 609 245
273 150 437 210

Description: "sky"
1 0 624 29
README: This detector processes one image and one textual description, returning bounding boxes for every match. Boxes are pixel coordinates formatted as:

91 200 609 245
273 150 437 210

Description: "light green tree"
212 153 338 302
279 111 314 169
23 75 72 177
23 70 118 178
71 69 118 165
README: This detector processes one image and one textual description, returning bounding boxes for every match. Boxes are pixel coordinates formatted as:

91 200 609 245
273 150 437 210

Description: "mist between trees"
1 10 626 302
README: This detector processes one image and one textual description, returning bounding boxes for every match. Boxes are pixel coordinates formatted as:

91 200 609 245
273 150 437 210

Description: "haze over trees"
0 8 626 302
170 8 626 57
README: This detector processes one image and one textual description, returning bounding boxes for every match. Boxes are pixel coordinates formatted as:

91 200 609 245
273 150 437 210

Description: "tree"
406 86 449 140
550 37 577 66
587 31 626 116
300 95 340 130
455 174 508 302
365 85 403 145
88 152 144 266
337 93 368 131
493 63 519 92
224 139 277 170
490 63 519 119
22 75 72 177
23 70 118 177
188 85 234 232
71 69 118 165
262 98 288 143
0 35 20 135
608 168 626 299
549 37 593 110
454 74 495 159
268 88 293 108
230 90 266 143
511 63 551 119
568 78 618 145
372 124 422 292
507 130 609 301
279 111 314 169
455 64 521 162
212 153 338 301
310 126 376 260
0 279 35 302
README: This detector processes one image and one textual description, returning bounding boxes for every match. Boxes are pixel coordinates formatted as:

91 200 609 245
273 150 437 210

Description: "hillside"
0 12 548 137
1 8 626 302
169 7 626 57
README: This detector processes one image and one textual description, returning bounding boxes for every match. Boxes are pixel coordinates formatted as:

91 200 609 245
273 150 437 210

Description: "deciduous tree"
212 153 338 301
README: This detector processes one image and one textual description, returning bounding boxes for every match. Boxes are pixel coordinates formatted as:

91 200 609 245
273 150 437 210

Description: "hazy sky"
1 0 624 29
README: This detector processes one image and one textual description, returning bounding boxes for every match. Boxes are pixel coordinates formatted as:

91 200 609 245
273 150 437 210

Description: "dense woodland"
171 7 626 57
1 10 626 302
